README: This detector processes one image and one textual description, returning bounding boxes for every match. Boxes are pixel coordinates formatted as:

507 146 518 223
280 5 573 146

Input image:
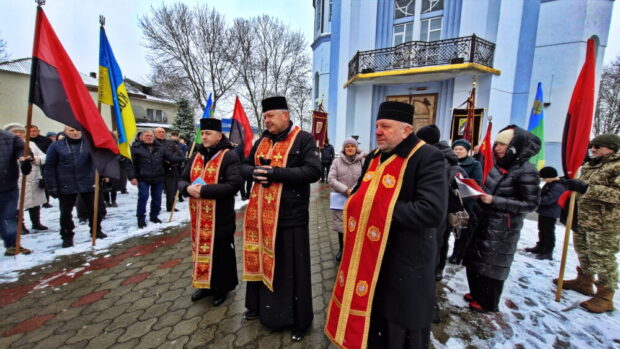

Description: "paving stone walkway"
0 183 340 349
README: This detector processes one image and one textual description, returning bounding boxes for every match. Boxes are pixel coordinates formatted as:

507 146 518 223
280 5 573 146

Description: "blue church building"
312 0 614 170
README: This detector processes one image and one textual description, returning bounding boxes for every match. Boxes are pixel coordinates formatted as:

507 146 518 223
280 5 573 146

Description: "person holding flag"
178 118 242 307
463 125 540 312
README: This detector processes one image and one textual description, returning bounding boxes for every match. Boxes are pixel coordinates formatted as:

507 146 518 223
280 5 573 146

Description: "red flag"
455 173 486 197
312 106 328 148
462 88 476 142
479 121 493 185
562 39 596 179
229 97 253 158
29 7 119 178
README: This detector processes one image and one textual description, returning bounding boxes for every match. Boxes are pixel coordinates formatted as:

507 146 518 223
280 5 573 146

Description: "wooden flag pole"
555 191 577 301
15 104 36 256
91 100 105 247
169 140 197 222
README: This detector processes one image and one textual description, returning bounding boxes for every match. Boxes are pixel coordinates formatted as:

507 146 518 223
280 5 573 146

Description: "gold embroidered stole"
242 126 302 291
189 149 228 288
325 141 424 349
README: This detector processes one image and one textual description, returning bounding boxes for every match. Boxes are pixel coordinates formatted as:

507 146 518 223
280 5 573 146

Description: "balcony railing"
347 35 496 80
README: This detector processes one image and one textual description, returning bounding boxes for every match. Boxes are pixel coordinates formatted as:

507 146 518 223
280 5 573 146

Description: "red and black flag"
562 38 596 179
229 97 254 158
28 6 119 178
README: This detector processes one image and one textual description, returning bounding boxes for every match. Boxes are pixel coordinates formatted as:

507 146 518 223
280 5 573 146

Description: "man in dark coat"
28 125 52 154
45 126 108 248
320 139 335 182
241 96 321 342
178 118 242 307
464 125 540 312
127 130 185 228
154 127 183 212
325 102 447 349
0 130 33 256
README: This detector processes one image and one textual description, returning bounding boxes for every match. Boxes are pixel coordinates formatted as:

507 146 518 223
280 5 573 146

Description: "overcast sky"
0 0 618 85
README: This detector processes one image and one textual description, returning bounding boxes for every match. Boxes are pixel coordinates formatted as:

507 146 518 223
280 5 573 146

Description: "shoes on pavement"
42 203 53 208
243 310 258 320
138 220 147 228
96 232 107 239
191 289 212 302
463 293 474 302
32 223 48 231
212 292 228 307
4 246 33 256
62 240 74 248
536 252 552 260
111 202 118 208
150 217 162 224
525 245 543 254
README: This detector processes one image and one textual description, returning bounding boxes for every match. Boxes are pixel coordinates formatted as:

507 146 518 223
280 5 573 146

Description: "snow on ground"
435 218 620 348
0 184 248 284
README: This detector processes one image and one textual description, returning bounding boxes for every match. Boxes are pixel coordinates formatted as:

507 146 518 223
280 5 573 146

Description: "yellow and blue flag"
527 82 545 169
98 27 136 159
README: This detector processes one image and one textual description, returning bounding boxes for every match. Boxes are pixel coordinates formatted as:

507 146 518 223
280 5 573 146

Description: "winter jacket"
577 152 620 232
18 142 46 209
31 135 52 153
240 122 321 228
328 151 365 232
127 141 185 184
320 143 335 164
157 138 182 175
44 137 96 195
0 130 31 193
537 180 566 219
178 136 242 240
356 133 447 329
465 126 541 281
458 156 483 185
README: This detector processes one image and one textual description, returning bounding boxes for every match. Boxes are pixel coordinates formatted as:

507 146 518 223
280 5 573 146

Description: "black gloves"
564 179 589 194
48 187 59 198
252 166 275 187
19 158 33 175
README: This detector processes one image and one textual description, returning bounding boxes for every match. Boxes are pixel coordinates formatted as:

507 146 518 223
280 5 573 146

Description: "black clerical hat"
376 101 414 125
262 96 288 113
200 118 222 132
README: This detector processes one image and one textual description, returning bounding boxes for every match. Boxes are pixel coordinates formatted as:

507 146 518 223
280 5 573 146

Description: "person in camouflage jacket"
558 133 620 313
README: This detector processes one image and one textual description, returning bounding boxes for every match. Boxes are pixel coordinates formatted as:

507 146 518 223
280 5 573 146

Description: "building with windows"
0 58 177 135
312 0 614 170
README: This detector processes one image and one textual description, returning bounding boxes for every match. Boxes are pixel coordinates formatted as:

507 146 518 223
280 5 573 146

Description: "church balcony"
345 34 501 87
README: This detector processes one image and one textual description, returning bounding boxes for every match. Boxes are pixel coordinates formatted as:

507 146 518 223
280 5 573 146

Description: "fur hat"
200 118 222 132
590 133 620 152
3 123 26 133
416 124 440 145
261 96 288 113
452 138 471 151
495 128 515 145
539 166 558 178
376 101 414 125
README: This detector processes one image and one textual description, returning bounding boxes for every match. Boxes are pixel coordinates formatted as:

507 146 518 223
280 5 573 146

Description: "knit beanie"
3 122 26 133
342 137 358 149
452 138 471 151
416 124 440 145
590 133 620 152
495 128 514 145
539 166 558 178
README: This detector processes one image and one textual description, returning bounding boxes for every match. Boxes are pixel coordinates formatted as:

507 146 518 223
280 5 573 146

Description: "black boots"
29 206 48 231
336 232 343 262
138 219 147 228
191 289 212 302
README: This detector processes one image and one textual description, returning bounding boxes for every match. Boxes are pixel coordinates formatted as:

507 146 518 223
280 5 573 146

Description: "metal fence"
348 35 495 80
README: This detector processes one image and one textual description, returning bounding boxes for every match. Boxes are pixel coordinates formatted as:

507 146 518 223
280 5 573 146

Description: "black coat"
44 138 96 195
537 180 566 219
31 135 52 153
157 138 182 176
358 134 447 329
459 156 483 185
127 141 185 184
0 130 31 193
465 126 541 280
240 123 321 228
178 136 243 239
320 143 335 164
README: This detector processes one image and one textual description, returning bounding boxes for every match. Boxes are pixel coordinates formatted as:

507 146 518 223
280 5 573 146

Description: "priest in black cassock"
240 96 321 342
178 118 242 307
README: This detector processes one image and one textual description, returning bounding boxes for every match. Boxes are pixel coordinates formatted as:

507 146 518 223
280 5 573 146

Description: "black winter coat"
320 143 335 164
31 135 52 153
357 134 447 329
127 141 185 184
537 180 566 219
0 130 31 193
465 126 541 280
44 138 96 195
459 156 483 185
157 138 182 175
178 136 242 239
240 123 321 228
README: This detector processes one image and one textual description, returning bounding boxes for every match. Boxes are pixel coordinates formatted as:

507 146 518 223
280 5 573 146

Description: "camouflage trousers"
573 228 620 289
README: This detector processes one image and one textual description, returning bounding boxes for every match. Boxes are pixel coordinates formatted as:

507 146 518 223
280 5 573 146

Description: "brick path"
0 183 339 349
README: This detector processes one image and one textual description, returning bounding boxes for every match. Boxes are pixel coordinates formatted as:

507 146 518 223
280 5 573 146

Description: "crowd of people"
0 97 618 348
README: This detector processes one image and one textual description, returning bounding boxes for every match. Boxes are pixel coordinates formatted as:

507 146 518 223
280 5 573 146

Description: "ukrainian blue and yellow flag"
98 27 136 159
527 82 545 169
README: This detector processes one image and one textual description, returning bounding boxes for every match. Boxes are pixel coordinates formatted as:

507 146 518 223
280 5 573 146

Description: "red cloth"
562 39 596 179
229 97 254 158
479 121 493 185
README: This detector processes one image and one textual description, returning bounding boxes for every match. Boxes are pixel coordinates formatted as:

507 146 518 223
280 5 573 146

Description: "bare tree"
139 3 237 109
0 31 10 62
594 55 620 135
288 76 313 131
227 15 312 132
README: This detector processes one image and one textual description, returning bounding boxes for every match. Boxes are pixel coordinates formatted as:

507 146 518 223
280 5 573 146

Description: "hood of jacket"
495 125 541 168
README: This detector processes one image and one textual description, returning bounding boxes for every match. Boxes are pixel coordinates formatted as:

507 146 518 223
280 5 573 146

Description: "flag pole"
169 141 196 222
555 191 577 301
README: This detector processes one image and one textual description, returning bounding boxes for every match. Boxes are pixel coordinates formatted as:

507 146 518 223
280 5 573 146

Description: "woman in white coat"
4 123 48 233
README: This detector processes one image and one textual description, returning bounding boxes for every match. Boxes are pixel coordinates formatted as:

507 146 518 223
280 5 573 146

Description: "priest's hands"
187 184 202 198
253 166 273 185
